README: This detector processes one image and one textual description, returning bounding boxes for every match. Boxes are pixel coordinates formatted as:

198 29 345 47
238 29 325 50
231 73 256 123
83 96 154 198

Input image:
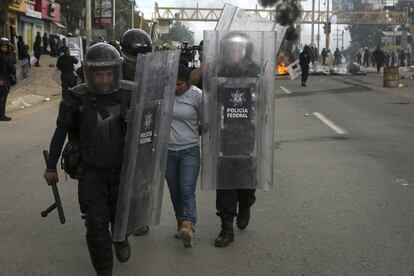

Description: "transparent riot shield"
215 3 286 53
113 50 180 242
201 30 276 191
65 36 83 70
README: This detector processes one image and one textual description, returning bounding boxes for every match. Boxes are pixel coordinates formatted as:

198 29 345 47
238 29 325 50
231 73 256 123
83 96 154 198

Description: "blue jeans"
165 145 200 231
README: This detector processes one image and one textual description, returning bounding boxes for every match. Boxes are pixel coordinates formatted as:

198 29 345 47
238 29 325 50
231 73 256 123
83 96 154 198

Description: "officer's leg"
69 74 77 90
215 189 237 247
301 71 306 86
236 189 256 229
78 169 113 275
0 87 5 117
107 172 130 263
303 70 309 85
61 75 68 96
0 85 11 120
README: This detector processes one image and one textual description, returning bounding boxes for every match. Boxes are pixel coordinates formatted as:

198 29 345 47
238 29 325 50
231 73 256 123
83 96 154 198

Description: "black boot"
97 271 112 276
236 207 250 230
133 225 150 236
0 116 11 121
113 238 131 263
214 216 234 247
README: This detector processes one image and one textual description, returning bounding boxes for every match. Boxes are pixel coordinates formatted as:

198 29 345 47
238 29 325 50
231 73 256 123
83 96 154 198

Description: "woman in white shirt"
165 64 202 248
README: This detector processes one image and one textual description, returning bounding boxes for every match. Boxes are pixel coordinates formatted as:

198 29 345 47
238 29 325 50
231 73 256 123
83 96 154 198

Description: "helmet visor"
83 63 123 94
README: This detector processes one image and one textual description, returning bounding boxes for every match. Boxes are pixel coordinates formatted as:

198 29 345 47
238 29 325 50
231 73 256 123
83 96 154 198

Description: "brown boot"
179 220 193 248
174 218 183 239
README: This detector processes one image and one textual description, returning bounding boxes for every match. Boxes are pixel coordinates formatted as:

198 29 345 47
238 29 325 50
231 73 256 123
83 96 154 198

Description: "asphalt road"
0 74 413 275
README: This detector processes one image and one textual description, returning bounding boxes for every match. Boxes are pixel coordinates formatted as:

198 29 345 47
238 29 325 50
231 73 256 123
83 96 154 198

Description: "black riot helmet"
120 28 152 61
82 43 123 94
219 32 253 65
0 37 10 47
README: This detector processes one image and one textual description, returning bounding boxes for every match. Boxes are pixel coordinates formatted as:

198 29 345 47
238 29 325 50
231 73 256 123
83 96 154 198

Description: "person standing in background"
299 45 311 87
56 46 78 96
34 35 42 67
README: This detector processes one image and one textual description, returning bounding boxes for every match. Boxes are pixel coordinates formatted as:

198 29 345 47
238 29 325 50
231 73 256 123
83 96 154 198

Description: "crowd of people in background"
8 31 71 69
356 47 412 70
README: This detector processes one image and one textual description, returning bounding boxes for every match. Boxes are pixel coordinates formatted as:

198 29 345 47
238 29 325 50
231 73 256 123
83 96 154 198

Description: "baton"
41 150 65 224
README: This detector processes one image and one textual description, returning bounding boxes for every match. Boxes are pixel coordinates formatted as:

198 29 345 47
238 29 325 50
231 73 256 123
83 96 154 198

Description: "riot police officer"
44 43 133 276
119 28 153 236
56 46 78 95
214 32 259 247
120 28 152 81
0 37 15 121
299 45 311 87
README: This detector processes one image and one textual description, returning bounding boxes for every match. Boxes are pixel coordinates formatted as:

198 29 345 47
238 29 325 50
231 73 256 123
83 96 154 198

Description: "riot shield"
215 3 286 53
65 36 83 70
201 30 276 191
113 50 180 242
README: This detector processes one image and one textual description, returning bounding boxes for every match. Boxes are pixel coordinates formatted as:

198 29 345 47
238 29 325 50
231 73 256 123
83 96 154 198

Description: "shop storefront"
4 0 26 44
35 0 63 35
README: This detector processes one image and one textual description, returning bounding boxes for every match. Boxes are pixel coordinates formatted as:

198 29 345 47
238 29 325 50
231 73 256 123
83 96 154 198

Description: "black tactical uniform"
46 43 132 276
119 28 153 237
0 37 16 121
56 46 78 96
299 45 311 87
33 35 42 67
214 32 258 247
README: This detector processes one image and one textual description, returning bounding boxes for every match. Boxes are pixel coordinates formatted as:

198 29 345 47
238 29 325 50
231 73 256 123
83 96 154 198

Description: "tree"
347 0 388 55
162 21 194 45
56 0 135 38
0 0 13 25
56 0 85 34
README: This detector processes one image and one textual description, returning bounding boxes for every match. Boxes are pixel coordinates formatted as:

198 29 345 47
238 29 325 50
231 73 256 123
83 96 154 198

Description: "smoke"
258 0 302 41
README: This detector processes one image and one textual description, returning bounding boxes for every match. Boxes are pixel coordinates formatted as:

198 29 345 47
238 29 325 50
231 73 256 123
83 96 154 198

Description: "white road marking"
280 86 291 94
396 179 412 186
313 112 348 135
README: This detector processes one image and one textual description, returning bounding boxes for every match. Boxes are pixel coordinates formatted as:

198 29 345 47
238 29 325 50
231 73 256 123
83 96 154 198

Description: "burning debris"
276 57 289 75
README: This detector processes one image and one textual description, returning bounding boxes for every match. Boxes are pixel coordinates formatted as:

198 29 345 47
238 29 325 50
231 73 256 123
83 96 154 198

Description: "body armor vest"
71 83 131 169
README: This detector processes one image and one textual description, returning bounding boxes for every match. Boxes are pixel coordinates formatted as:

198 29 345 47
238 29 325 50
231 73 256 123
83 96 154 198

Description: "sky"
136 0 351 50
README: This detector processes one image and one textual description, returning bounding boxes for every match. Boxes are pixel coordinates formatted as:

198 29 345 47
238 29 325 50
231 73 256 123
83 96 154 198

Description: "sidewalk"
6 55 61 113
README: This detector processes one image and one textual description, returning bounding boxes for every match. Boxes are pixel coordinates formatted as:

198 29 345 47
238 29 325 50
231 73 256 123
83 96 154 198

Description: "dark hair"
177 64 190 82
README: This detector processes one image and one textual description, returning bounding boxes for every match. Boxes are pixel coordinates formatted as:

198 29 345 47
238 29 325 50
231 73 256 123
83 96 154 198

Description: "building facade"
2 0 63 52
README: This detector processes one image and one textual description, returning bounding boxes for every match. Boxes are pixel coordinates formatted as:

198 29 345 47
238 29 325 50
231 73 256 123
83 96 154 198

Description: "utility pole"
86 0 92 48
325 0 330 50
333 26 344 50
131 0 135 28
113 0 116 38
311 0 315 44
317 0 320 51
